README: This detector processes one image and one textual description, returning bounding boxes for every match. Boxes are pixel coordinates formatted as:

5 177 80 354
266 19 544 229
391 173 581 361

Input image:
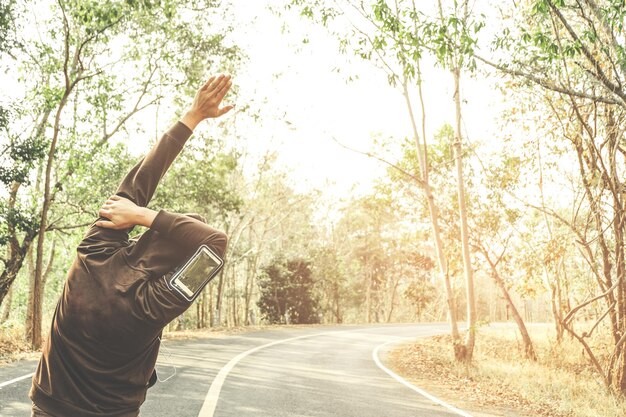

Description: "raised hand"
181 74 234 131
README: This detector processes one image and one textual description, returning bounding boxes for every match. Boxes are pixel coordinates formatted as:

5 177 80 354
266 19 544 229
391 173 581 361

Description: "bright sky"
220 0 502 200
1 0 506 206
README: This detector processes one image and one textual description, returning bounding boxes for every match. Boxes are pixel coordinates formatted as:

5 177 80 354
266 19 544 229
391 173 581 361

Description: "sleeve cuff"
166 121 193 147
150 209 177 236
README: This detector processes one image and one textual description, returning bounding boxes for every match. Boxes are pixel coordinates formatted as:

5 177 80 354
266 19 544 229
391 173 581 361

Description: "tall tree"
485 0 626 393
424 0 483 363
1 0 240 347
288 0 465 355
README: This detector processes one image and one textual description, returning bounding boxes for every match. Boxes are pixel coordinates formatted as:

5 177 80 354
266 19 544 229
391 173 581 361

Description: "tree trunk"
452 67 476 362
365 263 372 323
244 250 260 326
484 252 537 360
386 274 401 323
31 77 72 348
334 281 342 323
231 264 239 327
209 283 214 327
27 236 56 346
25 240 36 336
214 268 225 327
1 286 13 323
403 79 460 343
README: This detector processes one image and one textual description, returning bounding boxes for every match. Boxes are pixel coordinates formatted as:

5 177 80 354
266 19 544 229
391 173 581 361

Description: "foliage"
402 252 436 320
152 140 243 222
257 256 321 324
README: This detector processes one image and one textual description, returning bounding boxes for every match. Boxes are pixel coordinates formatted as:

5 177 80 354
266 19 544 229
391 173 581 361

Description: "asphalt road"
0 323 471 417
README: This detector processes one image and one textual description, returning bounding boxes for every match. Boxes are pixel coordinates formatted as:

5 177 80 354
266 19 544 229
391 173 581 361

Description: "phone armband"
168 244 224 301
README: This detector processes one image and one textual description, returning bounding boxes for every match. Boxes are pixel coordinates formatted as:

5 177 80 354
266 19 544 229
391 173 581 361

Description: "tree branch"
547 0 626 106
474 54 620 105
330 135 424 186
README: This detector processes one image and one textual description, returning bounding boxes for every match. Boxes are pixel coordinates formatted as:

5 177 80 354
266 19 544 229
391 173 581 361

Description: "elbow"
203 230 228 259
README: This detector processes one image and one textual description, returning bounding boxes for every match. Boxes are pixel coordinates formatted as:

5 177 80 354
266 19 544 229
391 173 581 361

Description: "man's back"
29 75 233 417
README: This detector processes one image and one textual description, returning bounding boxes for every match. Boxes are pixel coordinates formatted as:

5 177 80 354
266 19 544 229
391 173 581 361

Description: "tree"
257 256 320 324
310 245 350 323
484 0 626 393
421 0 484 363
0 0 240 348
287 0 468 357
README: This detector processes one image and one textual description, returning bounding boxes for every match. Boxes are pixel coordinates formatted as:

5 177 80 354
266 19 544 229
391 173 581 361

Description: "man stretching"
29 74 234 417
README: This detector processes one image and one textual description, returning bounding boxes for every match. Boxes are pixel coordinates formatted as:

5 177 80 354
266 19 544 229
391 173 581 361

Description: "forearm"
135 207 159 228
114 122 193 208
112 75 232 208
180 111 203 131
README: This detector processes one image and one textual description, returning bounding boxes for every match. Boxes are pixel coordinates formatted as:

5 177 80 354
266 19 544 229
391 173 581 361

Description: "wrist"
180 110 204 131
134 207 158 228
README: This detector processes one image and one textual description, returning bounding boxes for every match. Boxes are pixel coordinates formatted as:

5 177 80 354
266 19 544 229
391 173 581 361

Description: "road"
0 323 472 417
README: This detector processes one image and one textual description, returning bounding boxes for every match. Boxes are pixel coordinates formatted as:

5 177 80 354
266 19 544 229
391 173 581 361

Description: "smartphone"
169 244 224 301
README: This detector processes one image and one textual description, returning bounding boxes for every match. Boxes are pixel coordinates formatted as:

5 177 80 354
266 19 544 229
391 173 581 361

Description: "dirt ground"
386 335 570 417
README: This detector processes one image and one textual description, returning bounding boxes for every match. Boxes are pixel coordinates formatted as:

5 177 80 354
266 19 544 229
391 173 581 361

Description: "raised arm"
79 74 233 249
108 74 234 214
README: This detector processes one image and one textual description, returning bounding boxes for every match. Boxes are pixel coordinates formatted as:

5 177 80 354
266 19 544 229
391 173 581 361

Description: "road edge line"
0 372 34 389
197 328 364 417
372 339 475 417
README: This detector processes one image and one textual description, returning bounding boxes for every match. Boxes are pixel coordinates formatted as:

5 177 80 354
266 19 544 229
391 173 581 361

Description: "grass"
387 324 626 417
0 321 331 365
0 325 38 365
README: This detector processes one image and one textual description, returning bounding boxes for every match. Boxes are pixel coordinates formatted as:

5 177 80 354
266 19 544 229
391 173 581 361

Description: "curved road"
0 324 471 417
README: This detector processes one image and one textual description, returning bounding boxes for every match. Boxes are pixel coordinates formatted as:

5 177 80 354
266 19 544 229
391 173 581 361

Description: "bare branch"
474 54 621 105
330 135 424 186
546 0 626 106
562 279 620 324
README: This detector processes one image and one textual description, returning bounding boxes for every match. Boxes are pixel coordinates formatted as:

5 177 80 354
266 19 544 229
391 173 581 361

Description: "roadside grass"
0 325 37 365
0 322 334 365
0 323 270 364
388 324 626 417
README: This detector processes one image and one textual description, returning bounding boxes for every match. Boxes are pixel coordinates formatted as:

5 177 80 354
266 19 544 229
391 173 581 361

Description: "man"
29 74 234 417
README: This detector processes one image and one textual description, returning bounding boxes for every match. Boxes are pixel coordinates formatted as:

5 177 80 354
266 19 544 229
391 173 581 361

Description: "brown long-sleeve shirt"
29 121 228 417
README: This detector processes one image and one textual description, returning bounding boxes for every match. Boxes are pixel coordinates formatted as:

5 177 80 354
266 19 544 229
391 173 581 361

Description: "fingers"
201 76 216 91
206 74 230 96
98 207 111 219
103 195 121 206
217 106 234 117
215 79 232 102
205 75 224 94
96 220 119 229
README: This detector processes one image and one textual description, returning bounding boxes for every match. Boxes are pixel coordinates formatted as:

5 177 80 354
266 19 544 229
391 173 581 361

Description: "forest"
2 0 626 412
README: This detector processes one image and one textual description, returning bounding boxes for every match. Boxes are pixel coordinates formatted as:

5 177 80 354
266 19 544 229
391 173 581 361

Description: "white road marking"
198 326 473 417
373 338 475 417
197 329 358 417
0 372 34 389
1 326 475 416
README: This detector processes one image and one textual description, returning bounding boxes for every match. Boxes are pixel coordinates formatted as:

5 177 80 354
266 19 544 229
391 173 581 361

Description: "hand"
96 195 144 230
181 74 234 130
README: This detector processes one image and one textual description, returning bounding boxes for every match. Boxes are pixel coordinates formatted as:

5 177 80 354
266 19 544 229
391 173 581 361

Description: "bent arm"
137 210 228 326
147 208 228 258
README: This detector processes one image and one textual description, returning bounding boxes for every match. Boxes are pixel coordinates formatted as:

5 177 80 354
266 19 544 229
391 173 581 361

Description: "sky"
1 0 506 206
217 0 503 200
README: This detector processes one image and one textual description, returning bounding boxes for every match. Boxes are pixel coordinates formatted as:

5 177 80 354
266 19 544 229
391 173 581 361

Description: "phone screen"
170 245 223 300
